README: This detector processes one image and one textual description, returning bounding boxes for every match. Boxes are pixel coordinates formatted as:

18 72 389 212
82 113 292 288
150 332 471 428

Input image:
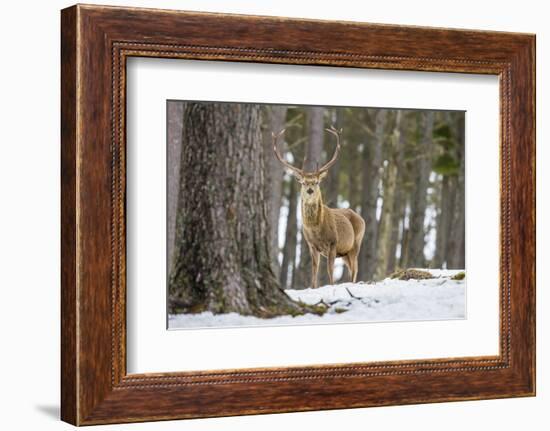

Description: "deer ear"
318 171 328 181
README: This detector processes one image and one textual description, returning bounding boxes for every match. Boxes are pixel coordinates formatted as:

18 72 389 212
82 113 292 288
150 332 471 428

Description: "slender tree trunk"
345 109 364 212
318 109 343 285
280 179 298 289
432 175 446 267
387 111 410 274
447 114 466 269
433 175 456 268
325 108 343 208
167 101 184 273
263 106 288 274
294 107 325 288
399 202 410 268
386 186 404 274
168 103 304 317
347 142 360 211
375 111 403 280
405 111 434 268
303 107 325 172
357 109 386 282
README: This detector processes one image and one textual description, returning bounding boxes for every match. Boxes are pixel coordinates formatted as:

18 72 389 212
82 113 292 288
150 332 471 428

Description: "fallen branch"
345 287 363 300
314 299 332 308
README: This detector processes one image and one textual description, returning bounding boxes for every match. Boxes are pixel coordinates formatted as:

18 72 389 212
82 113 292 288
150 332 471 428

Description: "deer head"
272 126 342 205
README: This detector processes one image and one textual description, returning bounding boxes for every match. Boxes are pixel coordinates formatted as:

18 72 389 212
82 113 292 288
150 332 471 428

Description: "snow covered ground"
168 269 465 329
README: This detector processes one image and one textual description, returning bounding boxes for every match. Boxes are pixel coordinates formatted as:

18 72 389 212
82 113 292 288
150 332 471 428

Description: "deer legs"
310 245 338 288
346 249 359 283
326 246 336 285
310 246 359 287
310 247 320 289
350 253 358 283
343 255 353 282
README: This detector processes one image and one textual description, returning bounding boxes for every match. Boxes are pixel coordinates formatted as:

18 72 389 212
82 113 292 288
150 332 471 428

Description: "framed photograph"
61 4 535 425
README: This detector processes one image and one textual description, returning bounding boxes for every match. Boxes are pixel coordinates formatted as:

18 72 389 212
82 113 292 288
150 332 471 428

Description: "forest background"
167 101 465 316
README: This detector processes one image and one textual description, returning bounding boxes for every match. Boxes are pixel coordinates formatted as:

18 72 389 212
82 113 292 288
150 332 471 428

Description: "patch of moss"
390 268 433 281
452 271 466 281
333 307 348 314
289 301 327 317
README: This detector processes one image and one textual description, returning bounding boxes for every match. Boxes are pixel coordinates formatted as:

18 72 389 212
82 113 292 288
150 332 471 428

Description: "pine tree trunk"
318 109 338 285
168 103 304 317
348 152 359 211
280 179 298 289
447 114 466 269
263 106 288 274
167 101 184 273
399 203 410 268
387 112 410 274
357 109 386 282
433 175 457 268
294 107 325 288
325 108 343 208
405 111 434 268
375 111 403 280
386 186 404 274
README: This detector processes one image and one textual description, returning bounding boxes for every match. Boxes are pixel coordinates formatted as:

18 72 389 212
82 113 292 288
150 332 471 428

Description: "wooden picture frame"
61 4 535 425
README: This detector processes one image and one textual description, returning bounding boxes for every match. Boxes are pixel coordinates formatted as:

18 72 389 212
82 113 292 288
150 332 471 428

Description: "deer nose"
307 188 314 195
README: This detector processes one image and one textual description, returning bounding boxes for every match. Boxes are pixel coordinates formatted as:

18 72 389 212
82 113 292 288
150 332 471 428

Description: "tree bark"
433 175 457 268
357 109 386 282
347 147 360 212
325 108 343 208
303 107 325 172
167 101 184 273
386 186 404 274
399 203 410 269
447 114 466 269
262 106 288 274
280 179 298 289
319 110 344 285
375 111 403 280
168 102 304 317
294 107 325 288
405 111 434 268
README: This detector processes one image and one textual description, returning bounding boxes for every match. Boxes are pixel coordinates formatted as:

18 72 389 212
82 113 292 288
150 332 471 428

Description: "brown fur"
273 126 365 288
300 178 365 288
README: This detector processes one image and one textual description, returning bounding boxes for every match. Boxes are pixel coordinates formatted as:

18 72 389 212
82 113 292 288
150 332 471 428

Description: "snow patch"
168 269 465 329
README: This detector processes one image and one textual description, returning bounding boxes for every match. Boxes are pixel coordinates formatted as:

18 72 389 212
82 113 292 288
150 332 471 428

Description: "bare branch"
286 136 308 150
345 286 363 300
348 115 376 137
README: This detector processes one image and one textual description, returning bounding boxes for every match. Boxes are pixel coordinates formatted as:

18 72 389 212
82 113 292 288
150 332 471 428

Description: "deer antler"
318 126 342 174
272 129 304 178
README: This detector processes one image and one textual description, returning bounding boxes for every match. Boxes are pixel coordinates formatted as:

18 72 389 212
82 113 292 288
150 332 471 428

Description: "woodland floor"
168 269 465 329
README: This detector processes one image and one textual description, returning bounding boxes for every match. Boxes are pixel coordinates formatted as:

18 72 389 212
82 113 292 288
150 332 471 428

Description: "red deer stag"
273 126 365 288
